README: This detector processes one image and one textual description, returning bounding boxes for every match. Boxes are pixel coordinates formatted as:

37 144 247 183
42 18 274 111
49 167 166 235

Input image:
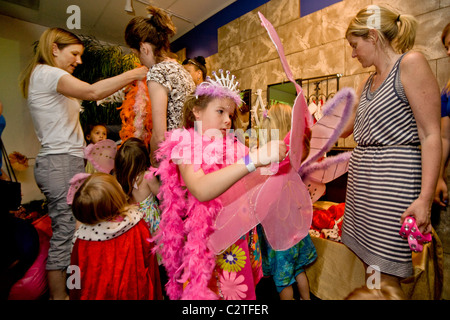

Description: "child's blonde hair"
72 173 133 225
259 103 292 142
346 5 417 54
345 284 405 300
259 102 311 161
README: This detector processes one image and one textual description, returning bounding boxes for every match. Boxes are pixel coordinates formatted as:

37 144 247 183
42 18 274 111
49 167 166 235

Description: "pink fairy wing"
209 169 269 254
66 172 91 204
305 152 351 183
289 92 309 171
84 139 117 173
258 12 299 92
301 152 351 203
300 87 355 171
258 12 311 171
256 166 313 251
304 179 327 205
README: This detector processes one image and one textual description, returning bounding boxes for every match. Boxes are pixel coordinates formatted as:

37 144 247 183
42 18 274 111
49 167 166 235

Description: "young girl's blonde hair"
259 103 292 143
72 173 133 225
259 102 311 161
346 5 417 54
19 27 83 98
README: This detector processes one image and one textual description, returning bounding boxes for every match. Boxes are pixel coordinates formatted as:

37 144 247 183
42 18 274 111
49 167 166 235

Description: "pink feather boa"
153 128 246 300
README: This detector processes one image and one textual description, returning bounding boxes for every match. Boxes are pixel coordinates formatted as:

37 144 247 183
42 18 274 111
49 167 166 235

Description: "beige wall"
207 0 450 148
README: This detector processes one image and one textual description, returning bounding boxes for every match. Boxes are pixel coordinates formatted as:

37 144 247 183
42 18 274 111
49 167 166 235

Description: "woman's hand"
434 176 449 207
400 197 432 235
128 65 149 81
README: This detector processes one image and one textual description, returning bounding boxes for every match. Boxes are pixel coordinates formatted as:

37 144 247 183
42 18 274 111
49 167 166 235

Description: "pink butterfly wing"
302 152 351 203
84 139 117 173
209 169 269 254
256 166 313 251
288 92 308 172
258 12 300 93
66 172 91 204
301 88 355 170
304 178 327 204
259 12 312 171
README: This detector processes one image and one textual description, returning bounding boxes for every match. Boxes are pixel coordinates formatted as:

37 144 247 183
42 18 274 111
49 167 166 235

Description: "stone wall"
204 0 450 148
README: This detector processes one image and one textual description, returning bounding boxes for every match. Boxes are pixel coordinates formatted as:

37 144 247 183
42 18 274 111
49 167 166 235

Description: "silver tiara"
207 69 240 93
195 69 242 106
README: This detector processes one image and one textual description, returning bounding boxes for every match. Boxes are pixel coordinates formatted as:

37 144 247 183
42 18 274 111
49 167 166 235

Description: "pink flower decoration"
219 271 248 300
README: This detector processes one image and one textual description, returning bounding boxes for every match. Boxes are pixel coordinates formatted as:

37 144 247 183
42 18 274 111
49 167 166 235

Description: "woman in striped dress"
341 5 441 298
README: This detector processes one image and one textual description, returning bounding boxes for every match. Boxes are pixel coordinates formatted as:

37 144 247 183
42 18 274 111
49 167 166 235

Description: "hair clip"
262 109 270 119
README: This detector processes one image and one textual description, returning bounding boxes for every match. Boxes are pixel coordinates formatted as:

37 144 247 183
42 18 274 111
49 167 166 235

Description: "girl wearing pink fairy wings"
153 70 287 300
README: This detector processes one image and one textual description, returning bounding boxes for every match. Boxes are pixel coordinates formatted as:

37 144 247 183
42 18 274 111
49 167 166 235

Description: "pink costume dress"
153 128 262 300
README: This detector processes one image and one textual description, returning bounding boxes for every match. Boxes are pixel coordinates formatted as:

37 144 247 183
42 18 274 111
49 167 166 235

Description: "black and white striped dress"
342 53 419 278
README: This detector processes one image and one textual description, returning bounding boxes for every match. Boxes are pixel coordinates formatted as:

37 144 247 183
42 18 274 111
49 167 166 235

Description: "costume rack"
299 73 342 105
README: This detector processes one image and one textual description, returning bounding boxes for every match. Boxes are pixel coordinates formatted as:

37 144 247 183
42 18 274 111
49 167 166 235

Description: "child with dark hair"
182 56 207 86
84 123 108 173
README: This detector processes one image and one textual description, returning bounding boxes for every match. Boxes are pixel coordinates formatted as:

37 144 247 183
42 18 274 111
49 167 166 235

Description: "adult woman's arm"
434 116 450 206
400 51 442 234
340 77 367 138
56 66 148 101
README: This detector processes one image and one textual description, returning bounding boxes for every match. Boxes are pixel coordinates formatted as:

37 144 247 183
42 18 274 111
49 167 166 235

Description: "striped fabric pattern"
342 54 420 278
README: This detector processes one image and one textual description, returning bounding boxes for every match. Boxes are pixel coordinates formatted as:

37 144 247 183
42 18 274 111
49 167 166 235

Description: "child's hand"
250 140 287 167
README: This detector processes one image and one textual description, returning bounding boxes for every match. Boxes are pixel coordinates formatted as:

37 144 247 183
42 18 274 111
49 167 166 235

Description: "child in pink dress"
153 70 287 300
